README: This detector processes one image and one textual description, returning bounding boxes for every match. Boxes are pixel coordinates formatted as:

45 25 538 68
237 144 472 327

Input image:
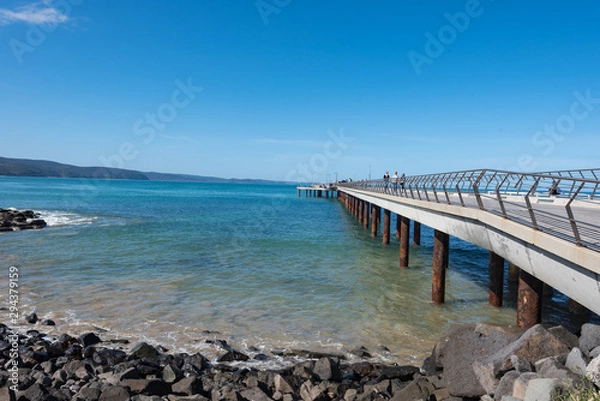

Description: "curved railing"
338 169 600 252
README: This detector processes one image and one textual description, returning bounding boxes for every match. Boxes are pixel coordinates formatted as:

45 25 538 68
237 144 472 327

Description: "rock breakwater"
1 322 599 401
0 209 46 232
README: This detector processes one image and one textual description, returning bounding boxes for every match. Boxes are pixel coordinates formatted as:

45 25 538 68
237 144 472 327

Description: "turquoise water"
0 177 588 366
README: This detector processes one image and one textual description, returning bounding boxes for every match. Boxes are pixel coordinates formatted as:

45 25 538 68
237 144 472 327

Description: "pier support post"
358 200 363 224
383 209 390 245
395 215 400 239
371 205 378 237
517 269 543 329
508 262 519 282
568 299 590 317
432 230 449 304
489 252 504 307
364 203 369 229
400 216 410 268
413 221 421 246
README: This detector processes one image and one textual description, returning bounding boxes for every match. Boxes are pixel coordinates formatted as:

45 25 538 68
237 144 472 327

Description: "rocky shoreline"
1 322 599 401
0 209 46 232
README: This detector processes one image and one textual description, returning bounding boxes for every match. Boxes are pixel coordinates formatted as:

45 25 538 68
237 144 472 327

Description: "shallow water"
0 177 594 367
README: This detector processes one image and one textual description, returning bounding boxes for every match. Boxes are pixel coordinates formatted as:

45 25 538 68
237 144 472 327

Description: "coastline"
2 321 599 400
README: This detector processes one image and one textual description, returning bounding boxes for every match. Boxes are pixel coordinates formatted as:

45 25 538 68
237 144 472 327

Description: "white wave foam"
39 210 98 227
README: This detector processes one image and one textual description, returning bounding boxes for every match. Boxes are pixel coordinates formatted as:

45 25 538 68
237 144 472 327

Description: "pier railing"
338 169 600 252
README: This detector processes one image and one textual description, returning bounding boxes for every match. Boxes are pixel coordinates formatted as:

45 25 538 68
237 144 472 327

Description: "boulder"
441 324 522 397
216 350 249 362
579 323 600 354
313 357 341 382
79 332 102 347
171 376 204 396
130 342 160 360
474 324 571 395
586 354 600 387
565 348 588 375
99 385 131 401
523 378 560 401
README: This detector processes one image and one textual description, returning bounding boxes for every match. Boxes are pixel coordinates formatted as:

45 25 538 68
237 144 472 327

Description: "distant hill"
0 157 279 184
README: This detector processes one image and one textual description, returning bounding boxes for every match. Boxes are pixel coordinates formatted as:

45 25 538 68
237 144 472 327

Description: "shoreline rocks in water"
1 323 599 400
0 208 46 232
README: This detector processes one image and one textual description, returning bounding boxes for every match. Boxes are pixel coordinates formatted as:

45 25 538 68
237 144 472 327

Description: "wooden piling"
432 229 449 304
413 221 421 246
489 251 504 307
358 200 363 224
508 262 519 282
363 202 369 229
371 205 378 237
517 269 543 329
383 209 390 245
395 215 400 239
400 216 410 268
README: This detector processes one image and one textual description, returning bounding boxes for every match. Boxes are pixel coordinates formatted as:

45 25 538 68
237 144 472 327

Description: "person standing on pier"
399 173 406 193
392 172 399 194
383 171 390 193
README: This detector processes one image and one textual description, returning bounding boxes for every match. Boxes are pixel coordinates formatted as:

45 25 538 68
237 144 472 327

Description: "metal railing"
338 169 600 252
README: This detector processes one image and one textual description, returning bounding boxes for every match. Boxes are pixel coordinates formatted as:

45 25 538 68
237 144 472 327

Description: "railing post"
473 170 487 210
565 182 585 246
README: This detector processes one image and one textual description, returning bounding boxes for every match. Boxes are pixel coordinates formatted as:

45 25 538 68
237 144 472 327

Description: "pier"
334 169 600 329
297 184 337 198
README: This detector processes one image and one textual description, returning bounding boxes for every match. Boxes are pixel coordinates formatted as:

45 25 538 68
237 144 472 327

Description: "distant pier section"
297 184 337 198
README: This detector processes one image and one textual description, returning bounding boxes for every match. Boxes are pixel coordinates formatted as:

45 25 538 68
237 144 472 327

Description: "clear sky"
1 1 599 182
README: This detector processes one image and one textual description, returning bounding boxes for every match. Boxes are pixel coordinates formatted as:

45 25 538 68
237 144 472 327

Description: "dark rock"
79 332 102 347
216 350 249 363
65 344 83 359
181 353 207 374
350 346 372 358
17 382 48 401
41 319 55 326
239 387 272 401
162 364 183 383
313 357 341 382
130 342 160 360
25 313 38 324
75 386 102 401
378 365 420 381
548 326 579 350
94 348 127 366
171 376 204 396
390 377 436 401
121 379 171 396
99 385 131 401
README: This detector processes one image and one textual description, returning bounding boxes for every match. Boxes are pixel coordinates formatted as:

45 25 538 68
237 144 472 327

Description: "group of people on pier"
383 171 405 194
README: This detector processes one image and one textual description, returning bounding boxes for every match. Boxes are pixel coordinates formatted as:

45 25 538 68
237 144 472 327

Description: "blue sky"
1 1 599 181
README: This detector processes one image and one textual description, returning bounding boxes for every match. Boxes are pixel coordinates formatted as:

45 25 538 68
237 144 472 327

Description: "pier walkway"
336 169 600 328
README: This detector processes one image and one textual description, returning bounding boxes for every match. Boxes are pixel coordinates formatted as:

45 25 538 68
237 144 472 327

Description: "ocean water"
0 177 593 367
